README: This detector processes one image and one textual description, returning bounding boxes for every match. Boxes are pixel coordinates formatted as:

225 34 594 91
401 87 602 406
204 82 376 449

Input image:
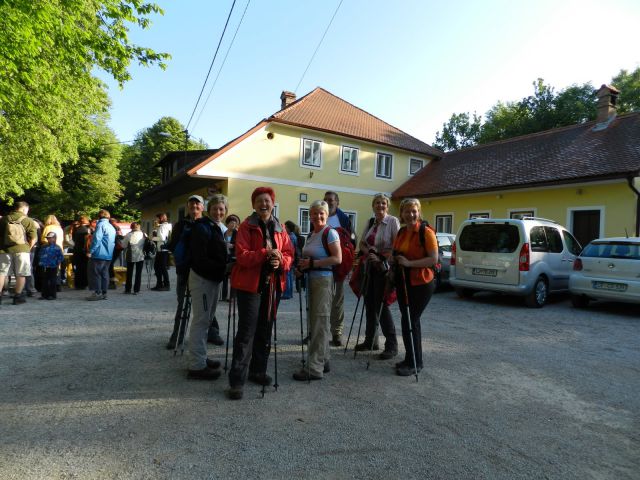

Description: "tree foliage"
0 0 169 201
432 67 640 151
119 117 208 209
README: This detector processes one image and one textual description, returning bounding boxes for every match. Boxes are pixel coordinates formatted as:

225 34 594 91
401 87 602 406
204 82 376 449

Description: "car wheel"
525 277 548 308
455 287 475 299
571 294 589 308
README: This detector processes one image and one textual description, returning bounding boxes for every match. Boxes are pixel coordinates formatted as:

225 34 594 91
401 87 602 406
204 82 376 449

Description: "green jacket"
0 211 38 254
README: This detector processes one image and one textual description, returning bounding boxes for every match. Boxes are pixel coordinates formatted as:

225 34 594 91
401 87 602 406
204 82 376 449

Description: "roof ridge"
446 111 640 155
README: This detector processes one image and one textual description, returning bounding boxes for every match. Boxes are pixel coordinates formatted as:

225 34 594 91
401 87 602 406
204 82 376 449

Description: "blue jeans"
91 259 111 295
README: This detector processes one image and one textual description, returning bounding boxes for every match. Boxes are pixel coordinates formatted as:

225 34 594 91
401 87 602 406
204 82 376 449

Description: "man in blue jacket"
87 209 116 301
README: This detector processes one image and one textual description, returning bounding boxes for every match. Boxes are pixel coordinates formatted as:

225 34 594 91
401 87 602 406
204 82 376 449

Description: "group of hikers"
0 188 439 401
161 187 439 400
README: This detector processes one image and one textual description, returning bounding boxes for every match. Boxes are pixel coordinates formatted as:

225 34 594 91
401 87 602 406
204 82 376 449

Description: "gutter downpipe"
627 176 640 237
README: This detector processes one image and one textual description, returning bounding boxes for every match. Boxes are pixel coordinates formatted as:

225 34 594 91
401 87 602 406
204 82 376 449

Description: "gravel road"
1 273 638 480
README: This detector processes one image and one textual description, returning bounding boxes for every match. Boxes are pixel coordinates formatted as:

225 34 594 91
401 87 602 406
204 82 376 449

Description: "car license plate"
473 268 497 277
592 281 627 292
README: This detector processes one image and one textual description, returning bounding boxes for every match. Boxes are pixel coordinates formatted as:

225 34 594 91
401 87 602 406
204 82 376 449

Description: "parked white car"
450 217 582 307
435 232 456 288
569 237 640 307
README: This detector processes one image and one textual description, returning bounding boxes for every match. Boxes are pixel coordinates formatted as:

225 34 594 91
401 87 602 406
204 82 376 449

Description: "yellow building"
137 87 442 236
393 86 640 247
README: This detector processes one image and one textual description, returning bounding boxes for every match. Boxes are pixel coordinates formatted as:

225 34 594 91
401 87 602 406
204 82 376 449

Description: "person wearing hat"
165 194 205 350
38 231 64 300
225 187 294 400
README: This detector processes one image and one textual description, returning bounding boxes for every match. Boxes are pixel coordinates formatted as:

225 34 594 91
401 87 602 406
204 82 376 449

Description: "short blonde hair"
399 198 422 217
207 194 229 213
371 193 390 207
310 200 329 215
44 215 60 226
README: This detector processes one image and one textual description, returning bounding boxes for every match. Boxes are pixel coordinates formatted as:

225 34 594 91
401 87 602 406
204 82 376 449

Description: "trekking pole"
298 272 306 367
400 265 419 382
306 273 311 383
174 287 191 356
367 297 384 370
271 274 279 392
353 263 370 359
262 272 276 398
344 261 366 355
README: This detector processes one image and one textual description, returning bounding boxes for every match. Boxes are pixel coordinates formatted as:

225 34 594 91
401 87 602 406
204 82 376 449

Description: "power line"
185 0 238 131
191 0 251 134
294 0 344 94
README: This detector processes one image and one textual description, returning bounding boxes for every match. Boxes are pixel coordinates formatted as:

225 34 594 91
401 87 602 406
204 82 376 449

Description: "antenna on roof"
624 227 629 238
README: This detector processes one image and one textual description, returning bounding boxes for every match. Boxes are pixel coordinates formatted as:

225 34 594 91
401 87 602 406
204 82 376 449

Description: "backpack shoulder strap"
321 226 332 256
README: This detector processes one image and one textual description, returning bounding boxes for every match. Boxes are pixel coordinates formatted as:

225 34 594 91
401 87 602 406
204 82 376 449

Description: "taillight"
519 243 530 271
573 258 583 271
451 241 456 266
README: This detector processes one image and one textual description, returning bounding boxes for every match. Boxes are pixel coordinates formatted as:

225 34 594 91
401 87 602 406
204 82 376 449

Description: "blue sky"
98 0 640 148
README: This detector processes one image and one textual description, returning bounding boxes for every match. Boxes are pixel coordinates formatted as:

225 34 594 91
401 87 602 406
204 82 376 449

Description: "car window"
529 226 548 252
544 227 563 253
459 224 519 252
437 235 452 252
562 231 582 255
581 241 640 259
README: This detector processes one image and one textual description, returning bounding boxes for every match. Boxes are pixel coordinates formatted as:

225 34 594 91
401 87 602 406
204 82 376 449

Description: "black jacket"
189 217 227 282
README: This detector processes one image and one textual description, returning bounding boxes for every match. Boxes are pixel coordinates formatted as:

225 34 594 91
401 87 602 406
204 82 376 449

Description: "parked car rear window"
458 224 519 252
437 234 454 252
581 241 640 259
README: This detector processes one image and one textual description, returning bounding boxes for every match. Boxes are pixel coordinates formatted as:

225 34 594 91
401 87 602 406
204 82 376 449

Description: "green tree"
433 112 482 152
0 0 169 201
119 117 208 206
612 67 640 113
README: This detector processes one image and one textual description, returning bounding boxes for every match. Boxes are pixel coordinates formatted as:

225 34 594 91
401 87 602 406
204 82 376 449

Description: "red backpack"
321 226 355 282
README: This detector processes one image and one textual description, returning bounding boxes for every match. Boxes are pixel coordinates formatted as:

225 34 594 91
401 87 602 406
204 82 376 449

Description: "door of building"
572 210 601 247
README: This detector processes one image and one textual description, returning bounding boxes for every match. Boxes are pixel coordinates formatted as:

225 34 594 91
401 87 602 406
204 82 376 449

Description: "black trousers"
364 268 398 351
125 261 143 293
397 275 435 368
154 251 170 287
228 288 279 387
73 253 89 289
41 267 58 299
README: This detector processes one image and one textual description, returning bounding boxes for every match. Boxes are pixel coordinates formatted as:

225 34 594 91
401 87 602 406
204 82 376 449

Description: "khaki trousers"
308 275 334 377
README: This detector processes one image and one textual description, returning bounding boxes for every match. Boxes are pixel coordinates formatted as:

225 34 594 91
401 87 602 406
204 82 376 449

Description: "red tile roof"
393 112 640 198
270 87 442 157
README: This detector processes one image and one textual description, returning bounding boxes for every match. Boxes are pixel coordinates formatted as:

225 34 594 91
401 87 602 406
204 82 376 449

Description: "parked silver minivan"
450 217 582 307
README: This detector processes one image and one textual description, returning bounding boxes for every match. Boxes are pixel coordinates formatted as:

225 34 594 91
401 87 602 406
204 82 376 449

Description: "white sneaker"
87 293 102 301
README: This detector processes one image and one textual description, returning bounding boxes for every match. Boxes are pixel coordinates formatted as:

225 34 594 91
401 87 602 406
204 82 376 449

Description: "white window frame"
298 206 310 235
343 210 357 234
300 137 323 169
469 211 491 219
339 145 359 175
375 151 393 180
435 213 454 234
508 208 537 220
408 158 425 176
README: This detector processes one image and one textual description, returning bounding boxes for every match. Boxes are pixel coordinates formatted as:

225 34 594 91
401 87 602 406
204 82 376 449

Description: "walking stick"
262 271 279 398
400 266 419 382
298 272 306 367
271 277 279 392
353 262 371 359
345 261 367 355
366 297 384 370
174 287 191 356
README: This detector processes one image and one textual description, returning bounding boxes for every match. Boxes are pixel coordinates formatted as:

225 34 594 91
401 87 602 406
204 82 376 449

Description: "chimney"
596 84 619 123
280 91 296 110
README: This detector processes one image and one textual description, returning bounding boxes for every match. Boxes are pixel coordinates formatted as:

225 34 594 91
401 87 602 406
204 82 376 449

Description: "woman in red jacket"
226 187 294 400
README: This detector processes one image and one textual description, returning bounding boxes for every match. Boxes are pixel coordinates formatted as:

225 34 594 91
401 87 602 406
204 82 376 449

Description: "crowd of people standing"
1 187 439 399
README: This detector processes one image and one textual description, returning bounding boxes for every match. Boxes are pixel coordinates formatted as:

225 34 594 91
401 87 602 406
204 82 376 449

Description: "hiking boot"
207 334 225 346
378 349 398 360
293 369 322 381
87 293 102 301
248 372 273 386
187 366 221 380
13 294 26 305
225 386 243 400
330 335 343 347
206 358 221 369
354 341 379 351
396 364 422 377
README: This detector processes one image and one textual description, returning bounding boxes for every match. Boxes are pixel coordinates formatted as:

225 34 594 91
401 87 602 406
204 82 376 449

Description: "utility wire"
191 0 251 134
294 0 344 94
186 0 238 131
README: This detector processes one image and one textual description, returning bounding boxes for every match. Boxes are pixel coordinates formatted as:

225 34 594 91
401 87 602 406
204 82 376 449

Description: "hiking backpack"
143 234 157 259
172 221 193 269
3 215 27 247
320 226 356 282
